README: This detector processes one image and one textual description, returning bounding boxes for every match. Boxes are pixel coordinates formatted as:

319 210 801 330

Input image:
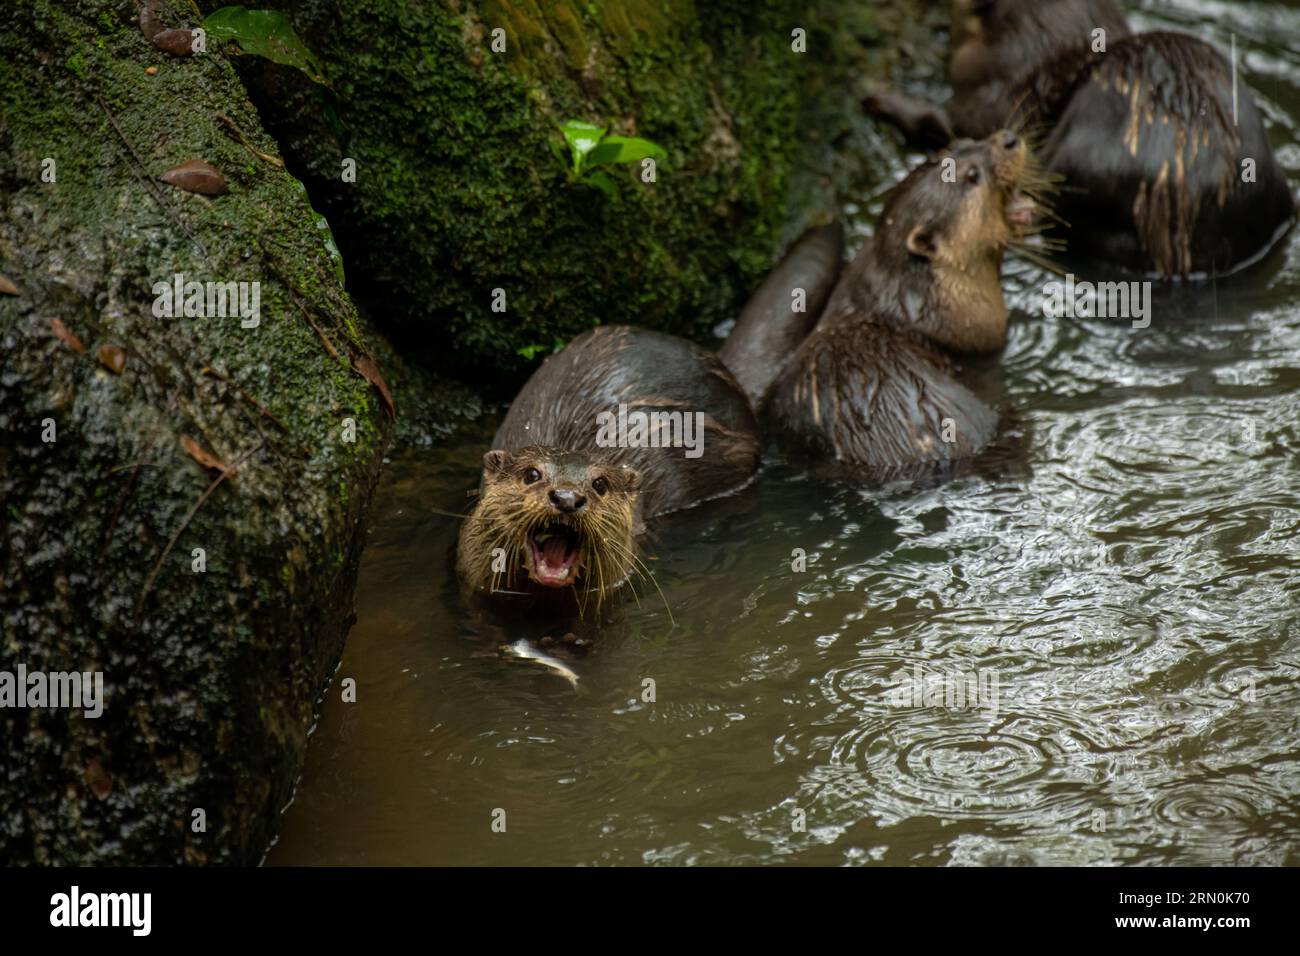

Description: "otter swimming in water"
457 325 761 609
764 130 1034 476
866 0 1296 279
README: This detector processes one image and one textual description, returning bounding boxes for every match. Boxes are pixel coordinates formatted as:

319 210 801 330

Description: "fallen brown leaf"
97 344 126 374
50 318 86 354
85 759 113 800
180 435 229 473
160 159 227 196
152 28 194 57
352 352 396 419
0 273 19 296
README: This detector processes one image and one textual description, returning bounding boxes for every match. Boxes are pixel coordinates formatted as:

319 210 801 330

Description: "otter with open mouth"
765 130 1038 477
457 325 762 610
465 445 640 599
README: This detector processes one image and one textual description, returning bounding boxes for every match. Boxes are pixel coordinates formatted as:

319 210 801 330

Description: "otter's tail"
719 222 844 410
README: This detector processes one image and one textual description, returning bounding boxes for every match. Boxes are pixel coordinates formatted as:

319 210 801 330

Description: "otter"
718 222 844 408
457 325 760 609
764 131 1034 476
866 0 1296 279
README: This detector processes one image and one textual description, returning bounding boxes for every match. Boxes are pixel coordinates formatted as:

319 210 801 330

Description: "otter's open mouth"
1006 189 1036 231
528 523 582 587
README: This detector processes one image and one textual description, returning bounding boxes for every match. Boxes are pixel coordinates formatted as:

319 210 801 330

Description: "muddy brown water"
270 1 1300 866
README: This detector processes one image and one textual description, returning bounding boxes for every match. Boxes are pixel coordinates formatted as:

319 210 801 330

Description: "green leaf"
559 120 606 171
585 135 666 169
548 137 568 166
518 337 568 360
203 7 328 85
583 170 619 197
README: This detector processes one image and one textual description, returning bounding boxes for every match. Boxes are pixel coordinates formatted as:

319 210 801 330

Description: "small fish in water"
502 639 580 691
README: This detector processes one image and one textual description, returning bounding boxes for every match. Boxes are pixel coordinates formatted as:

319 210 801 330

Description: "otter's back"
767 320 998 478
1041 32 1295 277
493 326 761 519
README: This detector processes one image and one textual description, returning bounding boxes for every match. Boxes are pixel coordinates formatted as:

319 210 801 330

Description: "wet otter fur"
870 0 1296 279
457 325 760 609
766 131 1033 477
719 222 845 408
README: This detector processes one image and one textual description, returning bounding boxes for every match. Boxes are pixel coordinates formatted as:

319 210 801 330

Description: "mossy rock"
0 0 395 864
220 0 897 387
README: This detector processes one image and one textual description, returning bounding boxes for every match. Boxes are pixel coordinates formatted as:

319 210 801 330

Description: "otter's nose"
998 130 1019 151
549 488 586 513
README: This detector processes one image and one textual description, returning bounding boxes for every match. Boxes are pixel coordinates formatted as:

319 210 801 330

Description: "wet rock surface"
225 0 914 387
0 0 393 864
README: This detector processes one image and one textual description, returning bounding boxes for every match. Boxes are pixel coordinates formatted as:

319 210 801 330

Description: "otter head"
872 129 1033 353
948 1 1132 137
949 0 995 51
948 0 1005 119
950 0 1127 48
462 446 640 600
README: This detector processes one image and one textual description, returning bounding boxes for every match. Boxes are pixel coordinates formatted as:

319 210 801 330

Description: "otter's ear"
483 449 511 474
906 224 938 259
620 465 641 493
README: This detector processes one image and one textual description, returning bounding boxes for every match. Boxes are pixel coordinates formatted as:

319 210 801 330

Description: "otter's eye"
591 476 610 496
523 467 542 485
965 166 982 186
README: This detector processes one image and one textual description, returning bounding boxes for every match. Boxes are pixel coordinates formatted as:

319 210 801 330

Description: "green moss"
65 48 88 78
0 0 400 864
230 0 892 385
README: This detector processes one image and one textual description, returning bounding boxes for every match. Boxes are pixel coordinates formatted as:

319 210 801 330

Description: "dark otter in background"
765 131 1034 477
457 325 760 609
866 0 1296 279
